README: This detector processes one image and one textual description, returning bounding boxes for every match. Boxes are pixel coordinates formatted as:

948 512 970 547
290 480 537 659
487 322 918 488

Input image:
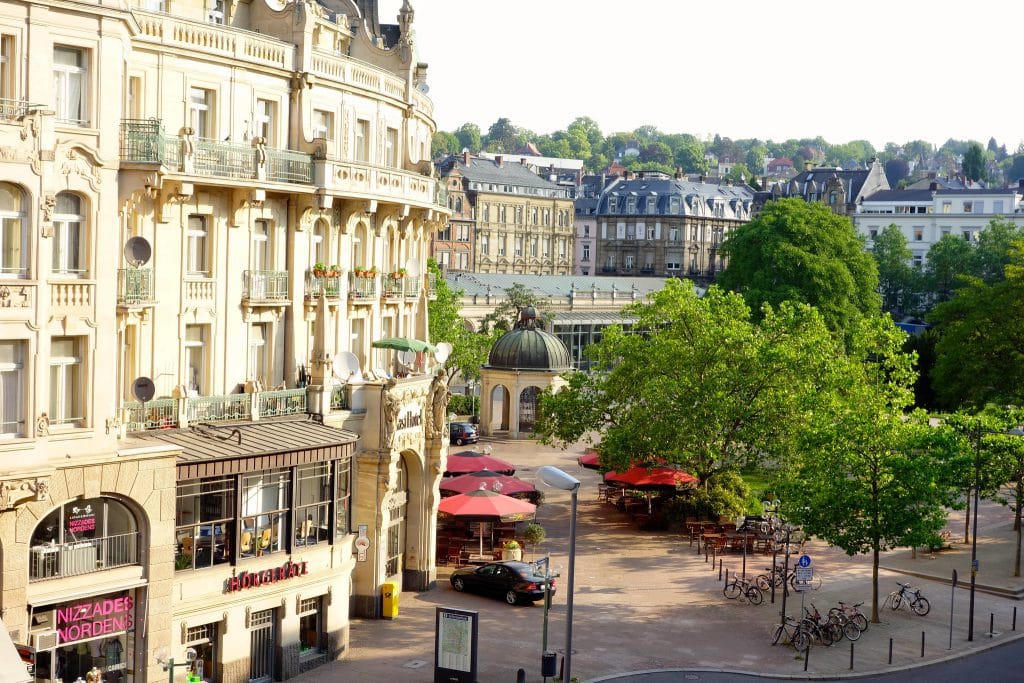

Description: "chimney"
699 175 705 183
674 166 682 179
804 161 813 171
495 155 503 167
520 157 527 165
929 181 938 191
462 151 470 165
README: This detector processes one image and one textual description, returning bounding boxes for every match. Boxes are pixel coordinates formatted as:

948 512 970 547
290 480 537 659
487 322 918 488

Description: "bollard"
888 638 893 665
1015 607 1018 631
849 641 854 670
712 546 716 570
689 530 694 547
804 643 810 671
921 631 925 657
718 558 723 581
990 613 995 638
705 544 709 563
725 567 729 586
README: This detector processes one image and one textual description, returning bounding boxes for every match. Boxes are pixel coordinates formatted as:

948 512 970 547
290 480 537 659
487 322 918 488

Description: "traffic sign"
797 554 812 568
794 565 813 591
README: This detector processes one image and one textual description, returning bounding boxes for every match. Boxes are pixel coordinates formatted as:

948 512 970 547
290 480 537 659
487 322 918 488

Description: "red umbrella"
438 489 537 555
604 465 699 489
440 470 536 496
445 450 516 476
577 450 601 469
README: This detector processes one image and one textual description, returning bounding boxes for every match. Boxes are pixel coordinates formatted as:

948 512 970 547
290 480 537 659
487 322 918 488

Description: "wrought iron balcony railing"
29 532 140 582
117 267 154 305
242 270 289 301
304 270 342 299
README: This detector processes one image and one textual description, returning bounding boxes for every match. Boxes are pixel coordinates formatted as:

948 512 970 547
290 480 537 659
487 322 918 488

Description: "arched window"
385 459 408 577
29 497 140 581
52 192 84 276
0 183 27 277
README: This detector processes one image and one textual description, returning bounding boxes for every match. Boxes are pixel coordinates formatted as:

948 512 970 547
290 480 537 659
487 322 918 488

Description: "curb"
878 563 1024 601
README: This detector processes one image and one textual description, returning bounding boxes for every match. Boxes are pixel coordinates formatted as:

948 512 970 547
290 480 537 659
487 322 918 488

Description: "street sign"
797 554 812 568
535 557 549 572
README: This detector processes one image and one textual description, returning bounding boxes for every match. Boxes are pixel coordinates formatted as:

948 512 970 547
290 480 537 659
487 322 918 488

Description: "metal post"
771 536 778 604
804 642 809 671
969 430 981 641
780 528 791 627
742 527 748 578
718 558 722 581
541 554 551 682
849 641 854 670
949 568 957 650
888 638 893 664
564 486 578 683
989 613 994 638
1014 606 1018 631
921 631 925 657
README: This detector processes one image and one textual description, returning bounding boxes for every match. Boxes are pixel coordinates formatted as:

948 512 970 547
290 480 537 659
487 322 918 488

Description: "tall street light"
537 466 580 683
968 426 981 642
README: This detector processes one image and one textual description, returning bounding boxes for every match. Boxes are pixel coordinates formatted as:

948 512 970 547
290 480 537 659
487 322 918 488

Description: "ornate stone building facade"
435 153 575 275
0 1 448 681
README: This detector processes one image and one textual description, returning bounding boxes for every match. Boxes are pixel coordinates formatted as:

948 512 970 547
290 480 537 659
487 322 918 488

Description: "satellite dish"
404 258 422 278
416 82 430 94
398 350 416 366
333 351 362 382
132 376 156 403
435 342 452 364
124 236 152 267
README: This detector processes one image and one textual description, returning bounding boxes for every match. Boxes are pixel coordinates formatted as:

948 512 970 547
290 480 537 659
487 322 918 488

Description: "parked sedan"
449 422 479 446
450 561 556 605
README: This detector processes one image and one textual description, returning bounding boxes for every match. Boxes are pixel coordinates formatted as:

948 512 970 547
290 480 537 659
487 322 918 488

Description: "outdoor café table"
465 552 497 565
700 532 725 552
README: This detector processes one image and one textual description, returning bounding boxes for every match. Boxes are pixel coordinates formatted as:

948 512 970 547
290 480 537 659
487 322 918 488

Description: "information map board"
434 607 478 683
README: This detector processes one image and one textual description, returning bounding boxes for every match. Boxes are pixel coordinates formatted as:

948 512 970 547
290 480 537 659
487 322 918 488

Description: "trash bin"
381 582 399 618
541 651 558 678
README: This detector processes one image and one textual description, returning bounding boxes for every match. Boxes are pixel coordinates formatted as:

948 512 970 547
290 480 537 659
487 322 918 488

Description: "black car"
450 561 556 605
450 422 479 446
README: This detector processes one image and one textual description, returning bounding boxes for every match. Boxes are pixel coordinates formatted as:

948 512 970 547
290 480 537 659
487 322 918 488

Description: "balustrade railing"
122 397 179 431
349 274 377 300
187 393 251 423
29 532 140 582
194 138 256 179
381 274 402 298
304 271 342 299
266 147 313 184
258 389 307 417
242 270 289 301
118 267 154 305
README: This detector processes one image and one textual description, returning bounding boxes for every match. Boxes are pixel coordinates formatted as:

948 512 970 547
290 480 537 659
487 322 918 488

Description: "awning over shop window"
0 618 33 683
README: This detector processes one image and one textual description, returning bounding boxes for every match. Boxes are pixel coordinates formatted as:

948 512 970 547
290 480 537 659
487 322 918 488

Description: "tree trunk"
872 545 880 623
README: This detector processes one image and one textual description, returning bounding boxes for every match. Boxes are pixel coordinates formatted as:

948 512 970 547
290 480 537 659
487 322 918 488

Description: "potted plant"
501 539 522 562
312 262 327 278
328 264 341 277
368 265 378 276
522 523 546 559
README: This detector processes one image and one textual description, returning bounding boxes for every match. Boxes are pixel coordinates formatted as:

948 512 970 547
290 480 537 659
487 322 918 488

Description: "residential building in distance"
0 1 449 681
756 158 889 216
856 183 1024 266
581 171 754 281
435 153 575 275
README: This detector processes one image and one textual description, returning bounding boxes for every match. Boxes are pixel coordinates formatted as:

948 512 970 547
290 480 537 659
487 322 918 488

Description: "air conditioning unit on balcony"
32 631 58 651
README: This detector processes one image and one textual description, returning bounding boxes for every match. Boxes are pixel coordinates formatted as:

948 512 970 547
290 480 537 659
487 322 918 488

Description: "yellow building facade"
0 1 449 681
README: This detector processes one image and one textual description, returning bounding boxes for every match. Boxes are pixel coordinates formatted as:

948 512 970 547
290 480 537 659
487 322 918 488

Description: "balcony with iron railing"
427 272 438 299
120 118 313 185
304 270 342 299
117 267 155 306
242 270 289 303
29 532 140 582
0 98 40 121
349 273 378 301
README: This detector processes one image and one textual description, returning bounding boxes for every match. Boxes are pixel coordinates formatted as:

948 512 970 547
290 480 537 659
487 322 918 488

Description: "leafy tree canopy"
479 283 550 334
872 224 920 316
716 198 881 337
962 141 987 182
426 260 493 384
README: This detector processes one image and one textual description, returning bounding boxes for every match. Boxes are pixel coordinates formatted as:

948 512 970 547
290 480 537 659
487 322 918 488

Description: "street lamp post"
968 428 981 642
537 466 581 683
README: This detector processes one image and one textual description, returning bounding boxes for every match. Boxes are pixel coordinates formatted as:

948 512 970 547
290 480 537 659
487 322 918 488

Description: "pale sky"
382 0 1023 151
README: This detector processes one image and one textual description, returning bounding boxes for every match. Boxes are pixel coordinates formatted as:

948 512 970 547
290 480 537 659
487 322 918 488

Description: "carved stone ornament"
0 477 51 510
36 413 49 436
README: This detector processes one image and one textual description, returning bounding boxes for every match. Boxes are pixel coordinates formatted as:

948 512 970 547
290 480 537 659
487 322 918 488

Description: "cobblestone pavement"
295 438 1024 683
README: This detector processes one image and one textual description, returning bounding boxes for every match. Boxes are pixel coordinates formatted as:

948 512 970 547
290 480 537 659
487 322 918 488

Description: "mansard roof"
437 154 562 191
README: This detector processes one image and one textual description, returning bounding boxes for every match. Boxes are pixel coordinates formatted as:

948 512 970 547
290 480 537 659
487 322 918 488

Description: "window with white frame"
0 340 24 437
963 201 973 214
255 98 277 146
185 325 207 394
530 238 538 257
189 87 213 139
623 254 634 270
313 109 333 141
252 219 269 271
558 239 565 258
53 46 88 126
480 234 489 255
456 252 469 270
913 228 923 241
298 597 326 656
0 183 27 277
354 119 370 162
497 235 506 256
582 243 590 261
52 193 84 276
0 36 13 103
143 0 167 10
436 251 450 267
942 201 952 214
294 463 330 547
187 215 209 276
49 337 83 427
455 225 469 242
668 227 679 242
514 237 522 257
249 323 269 385
385 127 398 167
543 238 550 257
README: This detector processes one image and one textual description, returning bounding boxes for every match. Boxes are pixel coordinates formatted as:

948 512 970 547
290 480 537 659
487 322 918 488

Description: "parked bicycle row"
773 601 870 651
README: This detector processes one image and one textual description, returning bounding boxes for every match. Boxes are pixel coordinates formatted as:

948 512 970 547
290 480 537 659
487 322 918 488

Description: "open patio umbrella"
438 489 537 555
577 450 601 470
445 450 516 476
604 465 698 489
440 470 536 497
371 337 438 353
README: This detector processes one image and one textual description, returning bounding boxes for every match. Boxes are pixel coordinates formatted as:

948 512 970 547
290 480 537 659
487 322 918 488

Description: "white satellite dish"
333 351 363 383
405 258 422 278
435 342 452 364
398 349 416 366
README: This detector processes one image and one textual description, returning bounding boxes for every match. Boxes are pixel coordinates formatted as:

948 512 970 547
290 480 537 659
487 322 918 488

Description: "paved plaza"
297 437 1024 682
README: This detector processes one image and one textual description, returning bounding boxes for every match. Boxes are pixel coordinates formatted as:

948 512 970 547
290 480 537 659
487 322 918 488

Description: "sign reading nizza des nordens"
226 560 308 593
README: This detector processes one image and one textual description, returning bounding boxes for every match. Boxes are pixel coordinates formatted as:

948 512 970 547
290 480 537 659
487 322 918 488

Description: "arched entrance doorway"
488 384 510 432
518 386 542 433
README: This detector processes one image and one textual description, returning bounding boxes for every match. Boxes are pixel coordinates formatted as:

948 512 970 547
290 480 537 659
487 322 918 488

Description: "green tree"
726 163 752 185
777 316 951 622
962 141 987 182
454 123 481 152
674 138 708 174
479 283 550 333
973 218 1024 284
1006 155 1024 183
534 280 845 485
872 224 920 315
432 131 459 156
484 117 517 152
639 141 672 165
568 116 603 149
928 243 1024 409
717 198 881 338
922 233 974 303
745 145 767 177
426 260 492 384
884 158 909 187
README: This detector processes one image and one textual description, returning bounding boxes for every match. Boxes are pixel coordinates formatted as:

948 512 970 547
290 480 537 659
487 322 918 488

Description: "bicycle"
771 616 810 652
829 601 869 634
885 582 930 616
723 574 763 604
755 564 822 592
802 604 838 646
